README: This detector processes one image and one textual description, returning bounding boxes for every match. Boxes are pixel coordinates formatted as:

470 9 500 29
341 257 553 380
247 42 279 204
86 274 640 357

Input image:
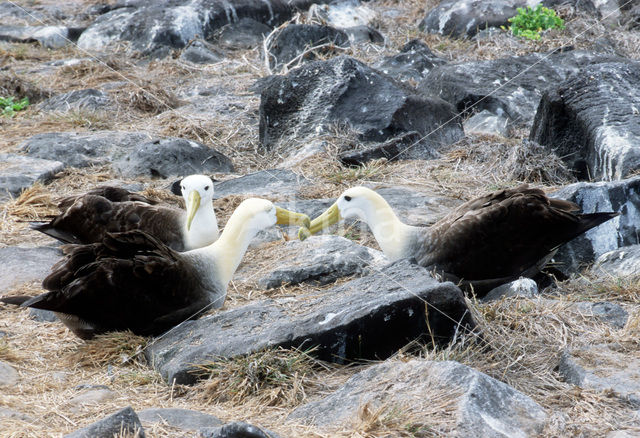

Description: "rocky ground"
1 0 640 437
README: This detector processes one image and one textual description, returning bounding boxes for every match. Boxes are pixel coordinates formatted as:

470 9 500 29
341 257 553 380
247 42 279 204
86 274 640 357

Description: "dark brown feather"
56 187 157 210
415 185 618 295
32 194 185 250
22 230 215 339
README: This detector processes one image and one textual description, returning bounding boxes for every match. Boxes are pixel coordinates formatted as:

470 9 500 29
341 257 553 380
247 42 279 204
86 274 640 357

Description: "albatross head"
229 198 311 233
181 175 215 231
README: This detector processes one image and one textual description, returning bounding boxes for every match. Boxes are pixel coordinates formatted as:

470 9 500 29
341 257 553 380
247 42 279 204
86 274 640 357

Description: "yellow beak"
186 190 201 231
275 206 311 228
298 202 340 241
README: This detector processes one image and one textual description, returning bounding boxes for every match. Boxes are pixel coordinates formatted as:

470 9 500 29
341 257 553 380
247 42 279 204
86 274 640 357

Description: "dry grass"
67 331 148 368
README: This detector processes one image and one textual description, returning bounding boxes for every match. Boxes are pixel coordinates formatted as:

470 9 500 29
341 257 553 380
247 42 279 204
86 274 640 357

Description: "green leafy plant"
508 4 564 40
0 96 29 117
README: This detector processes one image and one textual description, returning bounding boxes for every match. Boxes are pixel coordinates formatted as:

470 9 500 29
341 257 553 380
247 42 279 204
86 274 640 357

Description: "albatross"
32 174 219 252
2 199 310 339
299 186 618 296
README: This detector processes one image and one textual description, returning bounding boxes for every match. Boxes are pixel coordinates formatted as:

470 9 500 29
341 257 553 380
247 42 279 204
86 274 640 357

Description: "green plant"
0 96 29 117
508 4 564 40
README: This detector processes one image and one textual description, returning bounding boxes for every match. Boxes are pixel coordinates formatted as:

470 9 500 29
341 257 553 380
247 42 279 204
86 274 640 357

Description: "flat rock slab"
138 408 222 430
212 169 310 200
569 301 628 329
288 359 547 437
259 55 463 154
531 61 640 180
551 176 640 272
64 406 145 438
419 50 622 128
38 89 112 112
0 154 64 201
0 246 62 293
593 244 640 279
145 259 476 385
0 361 19 387
559 344 640 407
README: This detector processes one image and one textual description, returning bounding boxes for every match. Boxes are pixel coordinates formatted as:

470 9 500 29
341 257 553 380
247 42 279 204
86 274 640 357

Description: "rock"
0 154 64 200
593 245 640 279
64 406 145 438
289 359 547 437
375 39 446 83
252 235 384 289
338 132 439 165
420 50 623 129
200 421 282 438
145 259 476 385
551 176 640 272
215 18 272 50
138 408 222 430
114 137 233 179
260 56 463 153
0 246 62 292
20 131 152 168
558 344 640 407
570 301 628 329
0 25 83 49
622 4 640 30
266 24 350 71
212 169 309 200
530 61 640 181
29 308 58 323
0 407 35 423
464 109 511 137
67 388 117 407
179 41 222 64
77 0 310 57
482 278 539 301
0 361 19 387
38 89 112 112
342 25 384 44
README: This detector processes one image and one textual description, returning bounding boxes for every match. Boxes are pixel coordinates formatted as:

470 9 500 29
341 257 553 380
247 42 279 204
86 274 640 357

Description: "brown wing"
57 187 158 210
25 231 209 339
33 195 185 251
416 187 617 283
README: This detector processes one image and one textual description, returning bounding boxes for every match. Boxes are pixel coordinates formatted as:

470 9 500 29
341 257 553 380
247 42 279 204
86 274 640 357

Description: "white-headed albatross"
299 185 618 296
2 199 310 339
32 174 219 252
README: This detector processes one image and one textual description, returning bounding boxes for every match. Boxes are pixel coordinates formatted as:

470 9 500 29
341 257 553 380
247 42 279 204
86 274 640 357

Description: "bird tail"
0 295 34 306
576 212 619 237
29 222 79 244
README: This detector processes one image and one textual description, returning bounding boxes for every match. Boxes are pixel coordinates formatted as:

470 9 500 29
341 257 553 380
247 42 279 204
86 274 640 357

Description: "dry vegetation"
1 0 639 436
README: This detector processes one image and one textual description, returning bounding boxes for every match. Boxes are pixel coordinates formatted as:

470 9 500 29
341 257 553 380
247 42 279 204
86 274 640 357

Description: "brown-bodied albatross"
2 199 310 339
299 185 618 296
32 174 219 252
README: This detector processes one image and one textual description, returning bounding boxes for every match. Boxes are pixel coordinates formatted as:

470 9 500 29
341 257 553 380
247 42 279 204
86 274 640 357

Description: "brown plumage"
304 185 619 297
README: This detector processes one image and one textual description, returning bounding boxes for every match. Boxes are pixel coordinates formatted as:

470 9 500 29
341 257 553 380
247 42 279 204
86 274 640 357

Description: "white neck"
183 201 219 250
361 200 416 261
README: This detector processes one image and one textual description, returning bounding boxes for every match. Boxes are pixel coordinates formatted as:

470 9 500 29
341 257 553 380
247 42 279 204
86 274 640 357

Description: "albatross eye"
181 186 185 191
204 186 210 191
344 195 352 202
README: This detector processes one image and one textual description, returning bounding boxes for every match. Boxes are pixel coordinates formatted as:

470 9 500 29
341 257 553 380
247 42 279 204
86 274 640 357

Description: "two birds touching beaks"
1 177 618 341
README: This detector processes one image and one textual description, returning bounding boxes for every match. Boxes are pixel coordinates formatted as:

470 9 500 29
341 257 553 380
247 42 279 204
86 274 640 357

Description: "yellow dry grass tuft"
4 182 58 220
66 331 149 368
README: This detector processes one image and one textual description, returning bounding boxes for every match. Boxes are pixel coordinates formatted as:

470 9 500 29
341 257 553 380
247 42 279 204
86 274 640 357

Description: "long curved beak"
275 207 311 228
186 190 201 231
298 202 340 241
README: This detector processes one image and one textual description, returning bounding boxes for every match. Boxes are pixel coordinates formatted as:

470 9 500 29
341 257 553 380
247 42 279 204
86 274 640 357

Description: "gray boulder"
212 169 309 200
64 406 145 438
376 39 446 83
0 25 83 49
179 41 222 64
570 301 628 329
0 154 64 200
259 56 463 154
38 89 112 112
551 176 640 272
215 18 272 50
0 246 62 293
530 61 640 181
593 245 640 279
464 109 511 137
200 421 282 438
145 259 476 384
20 131 151 168
342 25 384 44
114 138 233 179
138 408 222 430
559 344 640 407
266 24 350 71
482 277 539 302
77 0 318 57
419 50 623 128
289 359 548 437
